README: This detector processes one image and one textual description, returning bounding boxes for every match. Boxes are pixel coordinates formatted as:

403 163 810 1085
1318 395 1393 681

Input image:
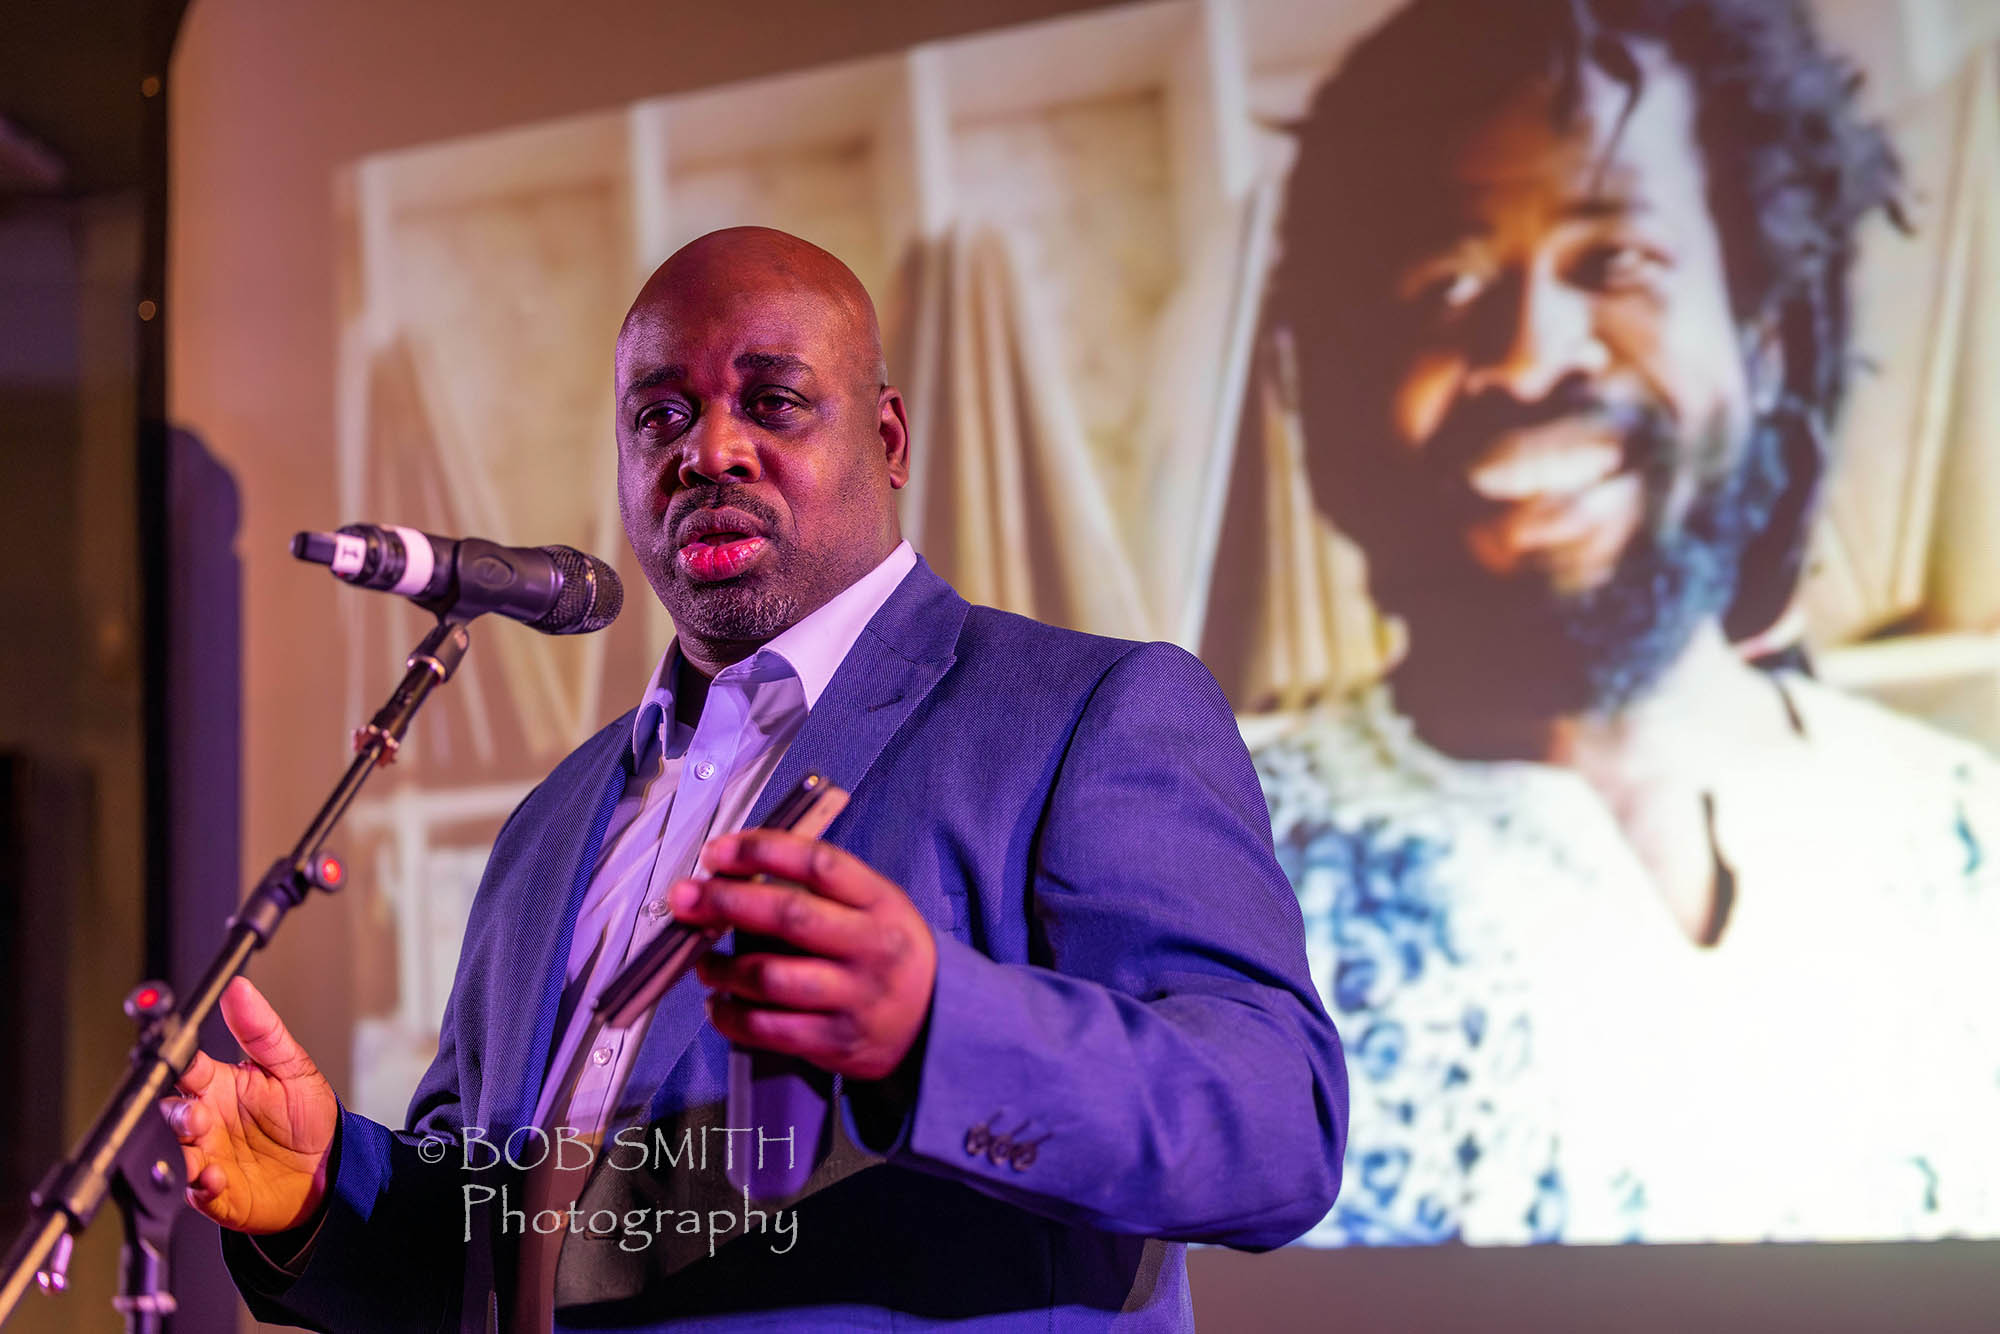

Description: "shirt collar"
628 540 917 765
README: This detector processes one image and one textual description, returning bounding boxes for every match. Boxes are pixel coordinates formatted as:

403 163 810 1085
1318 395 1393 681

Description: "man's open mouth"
1454 422 1645 588
1464 422 1625 502
674 509 771 582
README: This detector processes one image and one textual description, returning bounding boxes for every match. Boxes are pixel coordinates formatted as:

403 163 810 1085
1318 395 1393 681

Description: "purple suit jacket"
226 556 1347 1331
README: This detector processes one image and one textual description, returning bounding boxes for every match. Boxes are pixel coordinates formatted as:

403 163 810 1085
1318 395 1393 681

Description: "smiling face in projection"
614 227 909 674
1293 52 1776 712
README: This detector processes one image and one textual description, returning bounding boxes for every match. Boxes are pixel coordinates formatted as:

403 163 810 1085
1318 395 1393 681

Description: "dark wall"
0 191 153 1333
0 5 202 1329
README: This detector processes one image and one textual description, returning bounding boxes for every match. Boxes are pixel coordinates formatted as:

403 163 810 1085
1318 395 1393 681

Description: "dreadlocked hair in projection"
1276 0 1905 434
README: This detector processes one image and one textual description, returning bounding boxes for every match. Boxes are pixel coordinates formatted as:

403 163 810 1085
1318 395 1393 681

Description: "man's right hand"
161 975 339 1235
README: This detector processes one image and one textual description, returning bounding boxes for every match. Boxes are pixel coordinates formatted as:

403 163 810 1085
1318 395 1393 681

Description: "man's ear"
878 385 911 490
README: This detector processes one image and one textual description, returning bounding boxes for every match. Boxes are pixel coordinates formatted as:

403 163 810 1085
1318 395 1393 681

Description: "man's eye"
749 391 802 419
1572 244 1663 292
1404 269 1486 317
1436 272 1484 309
636 403 690 437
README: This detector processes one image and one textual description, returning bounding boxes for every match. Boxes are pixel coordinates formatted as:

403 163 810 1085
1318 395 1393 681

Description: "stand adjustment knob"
123 983 174 1022
305 852 346 892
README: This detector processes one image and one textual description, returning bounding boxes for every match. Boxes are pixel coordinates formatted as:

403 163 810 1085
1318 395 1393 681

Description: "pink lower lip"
677 534 767 581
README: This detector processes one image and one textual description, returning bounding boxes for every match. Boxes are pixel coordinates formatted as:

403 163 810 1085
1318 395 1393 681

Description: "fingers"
164 1098 225 1218
693 925 937 1081
669 876 878 960
694 950 862 1013
705 996 876 1072
699 830 891 909
218 975 319 1082
185 1161 227 1215
176 1049 219 1097
177 1143 223 1198
160 1095 211 1143
684 831 937 1081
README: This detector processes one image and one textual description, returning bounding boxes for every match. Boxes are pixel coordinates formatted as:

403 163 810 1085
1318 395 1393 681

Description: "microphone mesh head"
528 545 624 634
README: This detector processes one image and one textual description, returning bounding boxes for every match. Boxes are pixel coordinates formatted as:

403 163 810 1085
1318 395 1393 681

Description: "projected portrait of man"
1257 0 2000 1244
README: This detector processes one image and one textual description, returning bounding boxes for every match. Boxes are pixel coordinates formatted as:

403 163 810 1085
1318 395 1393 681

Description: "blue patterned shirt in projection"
1253 674 2000 1246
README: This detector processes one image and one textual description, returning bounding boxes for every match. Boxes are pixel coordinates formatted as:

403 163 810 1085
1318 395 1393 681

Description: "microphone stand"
0 617 473 1330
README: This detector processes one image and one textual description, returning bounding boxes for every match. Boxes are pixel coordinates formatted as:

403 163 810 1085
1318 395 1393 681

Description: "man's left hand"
676 829 936 1083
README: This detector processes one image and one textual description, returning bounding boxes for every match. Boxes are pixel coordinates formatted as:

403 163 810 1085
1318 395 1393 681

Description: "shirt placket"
565 679 752 1133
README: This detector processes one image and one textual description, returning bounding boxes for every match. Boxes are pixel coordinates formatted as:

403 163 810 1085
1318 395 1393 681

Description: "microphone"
291 523 623 634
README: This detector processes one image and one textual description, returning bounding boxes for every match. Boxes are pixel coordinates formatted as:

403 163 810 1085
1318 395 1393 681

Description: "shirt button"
645 897 669 920
693 760 716 781
591 1045 613 1067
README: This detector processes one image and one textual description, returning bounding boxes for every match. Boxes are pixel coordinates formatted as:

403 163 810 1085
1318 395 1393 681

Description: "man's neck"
672 656 711 730
676 634 768 688
1395 619 1803 944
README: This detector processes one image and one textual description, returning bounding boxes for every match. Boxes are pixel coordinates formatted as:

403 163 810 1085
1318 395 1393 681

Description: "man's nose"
677 414 762 489
1463 268 1607 402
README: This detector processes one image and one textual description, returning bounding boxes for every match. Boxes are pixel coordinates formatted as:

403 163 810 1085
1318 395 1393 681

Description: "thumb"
218 976 319 1082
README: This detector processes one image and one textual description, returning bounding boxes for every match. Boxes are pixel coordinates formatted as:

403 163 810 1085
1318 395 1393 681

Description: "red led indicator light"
135 988 159 1010
321 857 343 887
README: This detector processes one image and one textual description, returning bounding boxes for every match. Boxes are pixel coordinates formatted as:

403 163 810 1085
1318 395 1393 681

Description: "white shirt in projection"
1253 673 2000 1246
529 541 918 1138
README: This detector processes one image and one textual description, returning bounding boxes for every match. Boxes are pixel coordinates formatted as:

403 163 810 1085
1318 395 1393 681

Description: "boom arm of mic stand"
0 618 473 1329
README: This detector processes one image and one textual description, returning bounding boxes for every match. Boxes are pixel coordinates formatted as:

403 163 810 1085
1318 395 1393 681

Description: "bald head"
613 226 911 677
622 226 886 390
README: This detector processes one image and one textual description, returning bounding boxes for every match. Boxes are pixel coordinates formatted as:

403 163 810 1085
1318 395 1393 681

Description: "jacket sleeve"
875 641 1349 1247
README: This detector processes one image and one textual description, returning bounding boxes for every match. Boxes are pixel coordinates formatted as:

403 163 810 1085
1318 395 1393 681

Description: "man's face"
1296 52 1773 710
615 264 908 662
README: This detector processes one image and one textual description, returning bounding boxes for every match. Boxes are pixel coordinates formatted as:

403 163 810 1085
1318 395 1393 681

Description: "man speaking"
162 227 1347 1330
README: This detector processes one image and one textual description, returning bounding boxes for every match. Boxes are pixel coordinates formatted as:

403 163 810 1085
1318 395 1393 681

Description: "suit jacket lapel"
747 554 966 830
636 557 969 1120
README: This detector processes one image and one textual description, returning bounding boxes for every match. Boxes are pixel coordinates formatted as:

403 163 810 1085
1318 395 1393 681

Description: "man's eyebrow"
622 364 684 400
1566 194 1647 221
735 351 813 377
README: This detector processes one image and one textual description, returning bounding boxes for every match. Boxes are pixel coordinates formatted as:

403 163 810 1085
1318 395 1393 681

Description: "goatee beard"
670 581 801 646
